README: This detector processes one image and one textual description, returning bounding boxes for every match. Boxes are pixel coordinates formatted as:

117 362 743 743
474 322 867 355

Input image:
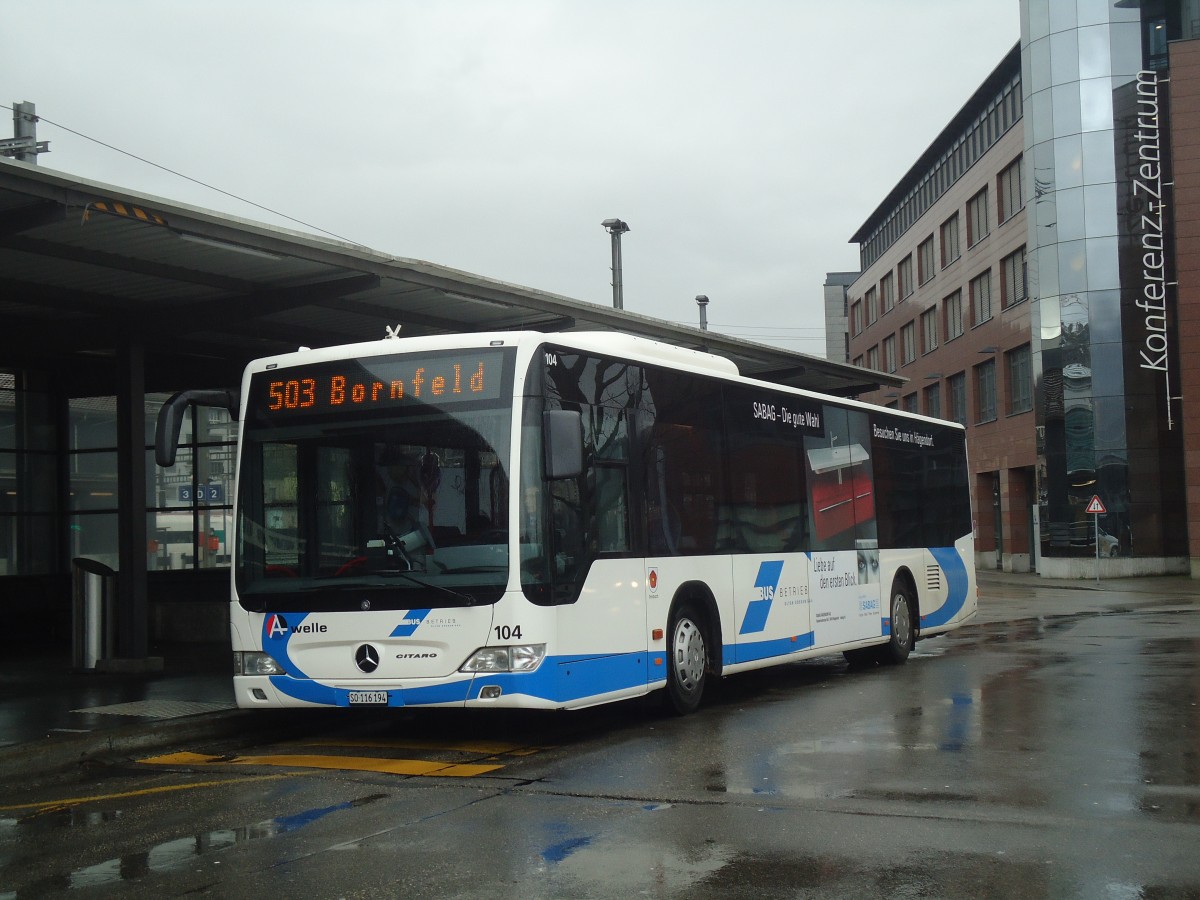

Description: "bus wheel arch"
663 583 721 715
882 570 918 664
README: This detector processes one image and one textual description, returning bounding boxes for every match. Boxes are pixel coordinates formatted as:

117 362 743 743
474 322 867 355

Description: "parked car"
1068 521 1120 556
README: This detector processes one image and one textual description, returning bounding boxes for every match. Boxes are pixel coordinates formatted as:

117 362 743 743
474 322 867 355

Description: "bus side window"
589 406 629 553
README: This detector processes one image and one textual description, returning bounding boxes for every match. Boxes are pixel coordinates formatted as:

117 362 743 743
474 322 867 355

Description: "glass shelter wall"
0 372 57 577
148 397 236 573
0 376 236 581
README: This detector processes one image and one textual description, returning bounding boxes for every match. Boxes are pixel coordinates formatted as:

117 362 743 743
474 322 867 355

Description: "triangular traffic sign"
1085 495 1106 515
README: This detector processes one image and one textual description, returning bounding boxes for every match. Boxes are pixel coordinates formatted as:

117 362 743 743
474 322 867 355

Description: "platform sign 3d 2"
180 484 225 503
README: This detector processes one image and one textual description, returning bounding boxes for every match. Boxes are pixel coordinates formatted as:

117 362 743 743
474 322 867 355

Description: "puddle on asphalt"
7 793 386 891
535 826 734 892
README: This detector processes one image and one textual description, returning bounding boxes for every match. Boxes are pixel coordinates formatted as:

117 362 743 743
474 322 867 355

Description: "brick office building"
844 1 1200 577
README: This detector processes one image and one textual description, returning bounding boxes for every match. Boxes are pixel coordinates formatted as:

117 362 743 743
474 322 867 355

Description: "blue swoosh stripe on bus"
269 674 472 707
261 613 307 679
921 547 969 628
725 632 815 666
467 652 649 703
267 652 649 707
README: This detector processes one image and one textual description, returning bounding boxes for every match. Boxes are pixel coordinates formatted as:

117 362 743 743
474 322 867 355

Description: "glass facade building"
845 0 1200 576
1024 0 1197 568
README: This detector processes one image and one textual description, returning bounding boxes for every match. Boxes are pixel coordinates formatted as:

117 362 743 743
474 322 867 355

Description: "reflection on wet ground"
3 793 386 893
2 587 1199 898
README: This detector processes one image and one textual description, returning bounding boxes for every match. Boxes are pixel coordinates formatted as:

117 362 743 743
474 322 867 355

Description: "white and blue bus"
157 330 976 714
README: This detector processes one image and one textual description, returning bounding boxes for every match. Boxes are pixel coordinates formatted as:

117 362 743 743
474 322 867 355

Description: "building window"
947 372 967 425
976 360 997 423
902 393 918 414
945 290 964 341
851 300 863 336
853 355 864 368
940 214 960 268
970 270 993 325
918 236 936 285
881 272 895 314
924 382 941 419
900 320 916 366
998 156 1023 223
1007 344 1032 414
867 345 880 371
866 286 878 325
967 188 989 247
921 307 938 354
898 255 914 299
1001 248 1027 308
940 213 960 267
883 335 897 373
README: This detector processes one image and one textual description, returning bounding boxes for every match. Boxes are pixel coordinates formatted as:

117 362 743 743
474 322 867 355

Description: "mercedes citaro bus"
156 330 976 714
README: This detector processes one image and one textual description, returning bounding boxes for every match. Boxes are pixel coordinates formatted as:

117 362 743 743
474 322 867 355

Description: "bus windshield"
234 349 514 612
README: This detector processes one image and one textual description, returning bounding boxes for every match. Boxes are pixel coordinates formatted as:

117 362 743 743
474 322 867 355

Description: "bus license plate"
348 691 388 706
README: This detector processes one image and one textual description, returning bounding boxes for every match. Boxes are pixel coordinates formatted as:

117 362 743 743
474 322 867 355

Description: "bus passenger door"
804 405 882 649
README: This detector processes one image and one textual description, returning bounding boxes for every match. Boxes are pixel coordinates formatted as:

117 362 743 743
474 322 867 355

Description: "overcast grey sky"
3 1 1019 355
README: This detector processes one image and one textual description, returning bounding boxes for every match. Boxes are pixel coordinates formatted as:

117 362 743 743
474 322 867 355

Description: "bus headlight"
234 651 284 676
460 644 546 673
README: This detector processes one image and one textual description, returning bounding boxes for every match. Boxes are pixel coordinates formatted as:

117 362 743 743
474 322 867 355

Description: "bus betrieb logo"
390 608 432 638
739 561 784 635
267 614 289 638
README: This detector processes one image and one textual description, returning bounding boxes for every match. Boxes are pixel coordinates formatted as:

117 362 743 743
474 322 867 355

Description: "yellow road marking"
142 751 222 766
0 774 291 814
140 751 503 777
305 737 547 756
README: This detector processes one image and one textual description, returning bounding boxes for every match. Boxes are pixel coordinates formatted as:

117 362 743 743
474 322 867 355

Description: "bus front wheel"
881 580 915 665
666 603 707 715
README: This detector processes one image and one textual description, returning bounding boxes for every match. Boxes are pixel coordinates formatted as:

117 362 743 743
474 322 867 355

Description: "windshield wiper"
380 568 479 606
310 569 479 606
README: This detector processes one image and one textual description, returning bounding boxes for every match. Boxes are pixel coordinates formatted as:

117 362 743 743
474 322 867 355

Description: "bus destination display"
253 350 508 423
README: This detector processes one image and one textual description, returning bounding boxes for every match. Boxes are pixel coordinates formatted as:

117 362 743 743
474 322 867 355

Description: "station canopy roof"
0 158 899 396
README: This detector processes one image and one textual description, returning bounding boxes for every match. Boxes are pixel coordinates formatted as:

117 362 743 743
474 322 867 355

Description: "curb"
1 707 354 781
0 709 252 781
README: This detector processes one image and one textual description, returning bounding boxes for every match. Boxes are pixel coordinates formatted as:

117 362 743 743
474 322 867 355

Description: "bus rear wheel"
880 580 915 665
665 602 708 715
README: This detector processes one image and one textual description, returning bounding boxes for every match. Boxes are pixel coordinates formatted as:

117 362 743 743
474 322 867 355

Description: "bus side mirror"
155 389 239 467
543 410 583 480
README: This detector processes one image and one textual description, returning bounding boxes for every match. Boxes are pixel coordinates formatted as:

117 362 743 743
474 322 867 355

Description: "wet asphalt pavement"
1 571 1198 898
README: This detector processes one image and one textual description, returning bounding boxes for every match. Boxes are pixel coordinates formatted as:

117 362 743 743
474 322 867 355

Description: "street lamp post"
601 218 630 310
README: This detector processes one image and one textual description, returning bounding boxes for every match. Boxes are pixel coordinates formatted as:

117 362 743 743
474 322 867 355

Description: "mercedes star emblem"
355 644 380 673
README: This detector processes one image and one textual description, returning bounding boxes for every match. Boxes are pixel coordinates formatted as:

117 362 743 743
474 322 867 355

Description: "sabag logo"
739 561 784 635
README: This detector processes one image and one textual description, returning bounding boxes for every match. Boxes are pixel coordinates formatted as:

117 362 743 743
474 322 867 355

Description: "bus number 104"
494 625 523 640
